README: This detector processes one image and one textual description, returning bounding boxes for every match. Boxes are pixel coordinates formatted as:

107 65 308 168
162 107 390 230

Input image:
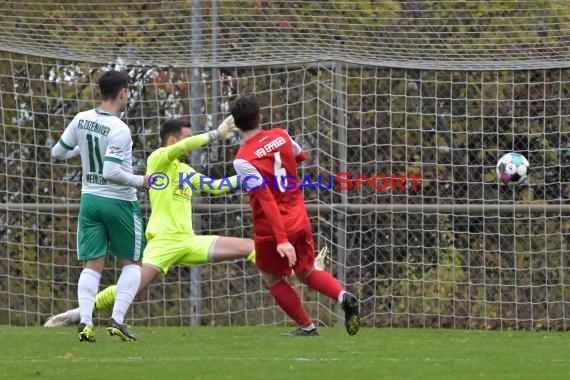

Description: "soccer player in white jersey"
51 70 151 342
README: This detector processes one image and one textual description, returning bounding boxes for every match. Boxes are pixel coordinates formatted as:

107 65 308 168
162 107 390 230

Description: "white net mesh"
0 1 569 70
1 1 570 329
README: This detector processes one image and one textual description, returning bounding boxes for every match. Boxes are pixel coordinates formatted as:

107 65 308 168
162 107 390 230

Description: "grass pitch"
0 326 568 380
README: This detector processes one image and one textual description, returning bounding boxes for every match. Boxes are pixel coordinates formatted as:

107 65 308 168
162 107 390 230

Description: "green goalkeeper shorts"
142 234 218 276
77 193 145 261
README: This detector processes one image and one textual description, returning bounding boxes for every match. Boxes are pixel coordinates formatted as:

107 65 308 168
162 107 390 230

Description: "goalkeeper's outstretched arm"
190 173 239 195
162 134 211 163
151 116 237 171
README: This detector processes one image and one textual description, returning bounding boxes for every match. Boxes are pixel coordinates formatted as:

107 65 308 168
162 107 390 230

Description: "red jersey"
234 128 309 242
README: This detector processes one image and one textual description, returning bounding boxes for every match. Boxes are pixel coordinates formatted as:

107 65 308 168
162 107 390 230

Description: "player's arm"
102 129 148 189
233 159 288 244
150 134 210 172
251 186 289 245
234 159 296 265
51 117 79 160
190 173 239 195
284 130 306 163
52 145 80 160
150 116 237 172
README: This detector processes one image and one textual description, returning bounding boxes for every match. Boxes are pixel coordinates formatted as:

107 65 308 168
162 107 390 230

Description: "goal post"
1 1 569 330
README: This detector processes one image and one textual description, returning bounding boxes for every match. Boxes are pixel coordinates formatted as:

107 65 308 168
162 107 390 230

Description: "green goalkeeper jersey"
145 134 238 241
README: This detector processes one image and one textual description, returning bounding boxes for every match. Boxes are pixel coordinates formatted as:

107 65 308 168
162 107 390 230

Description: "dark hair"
160 119 191 145
98 71 129 101
230 94 260 132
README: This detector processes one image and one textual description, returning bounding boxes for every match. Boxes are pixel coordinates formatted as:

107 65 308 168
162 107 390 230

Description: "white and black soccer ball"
496 152 529 186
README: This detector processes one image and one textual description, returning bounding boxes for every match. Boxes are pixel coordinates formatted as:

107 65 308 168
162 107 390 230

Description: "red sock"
306 270 344 301
268 280 312 327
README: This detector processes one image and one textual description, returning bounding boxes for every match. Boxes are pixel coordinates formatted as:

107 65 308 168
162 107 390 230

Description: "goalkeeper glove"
207 115 237 141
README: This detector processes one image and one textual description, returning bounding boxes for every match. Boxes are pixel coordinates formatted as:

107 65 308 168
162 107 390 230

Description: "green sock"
94 285 117 311
247 250 256 264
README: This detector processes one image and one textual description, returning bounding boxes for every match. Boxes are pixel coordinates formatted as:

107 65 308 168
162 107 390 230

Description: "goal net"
1 1 569 330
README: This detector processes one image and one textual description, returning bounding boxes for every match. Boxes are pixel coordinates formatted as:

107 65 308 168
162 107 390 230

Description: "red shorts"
254 225 315 276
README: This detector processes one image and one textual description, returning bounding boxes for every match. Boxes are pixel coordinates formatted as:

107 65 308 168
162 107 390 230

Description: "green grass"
0 326 569 380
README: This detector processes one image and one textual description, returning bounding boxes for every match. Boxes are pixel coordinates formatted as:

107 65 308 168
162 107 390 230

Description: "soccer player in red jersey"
231 94 360 336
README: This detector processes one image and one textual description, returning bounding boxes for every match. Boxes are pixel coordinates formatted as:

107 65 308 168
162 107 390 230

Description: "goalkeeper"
44 116 257 327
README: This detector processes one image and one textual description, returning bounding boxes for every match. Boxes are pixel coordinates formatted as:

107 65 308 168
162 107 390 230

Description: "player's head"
160 119 192 147
97 70 129 110
231 94 262 132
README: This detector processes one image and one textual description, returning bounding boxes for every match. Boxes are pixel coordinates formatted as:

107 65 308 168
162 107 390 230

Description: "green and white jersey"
58 108 138 201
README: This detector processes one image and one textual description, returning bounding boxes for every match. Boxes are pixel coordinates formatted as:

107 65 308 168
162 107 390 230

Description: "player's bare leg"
208 237 255 263
43 308 81 327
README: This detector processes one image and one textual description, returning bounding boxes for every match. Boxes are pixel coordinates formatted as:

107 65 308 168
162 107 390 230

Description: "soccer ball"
496 152 529 186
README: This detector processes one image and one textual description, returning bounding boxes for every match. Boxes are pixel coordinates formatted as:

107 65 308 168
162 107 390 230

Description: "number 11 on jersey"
86 134 103 174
